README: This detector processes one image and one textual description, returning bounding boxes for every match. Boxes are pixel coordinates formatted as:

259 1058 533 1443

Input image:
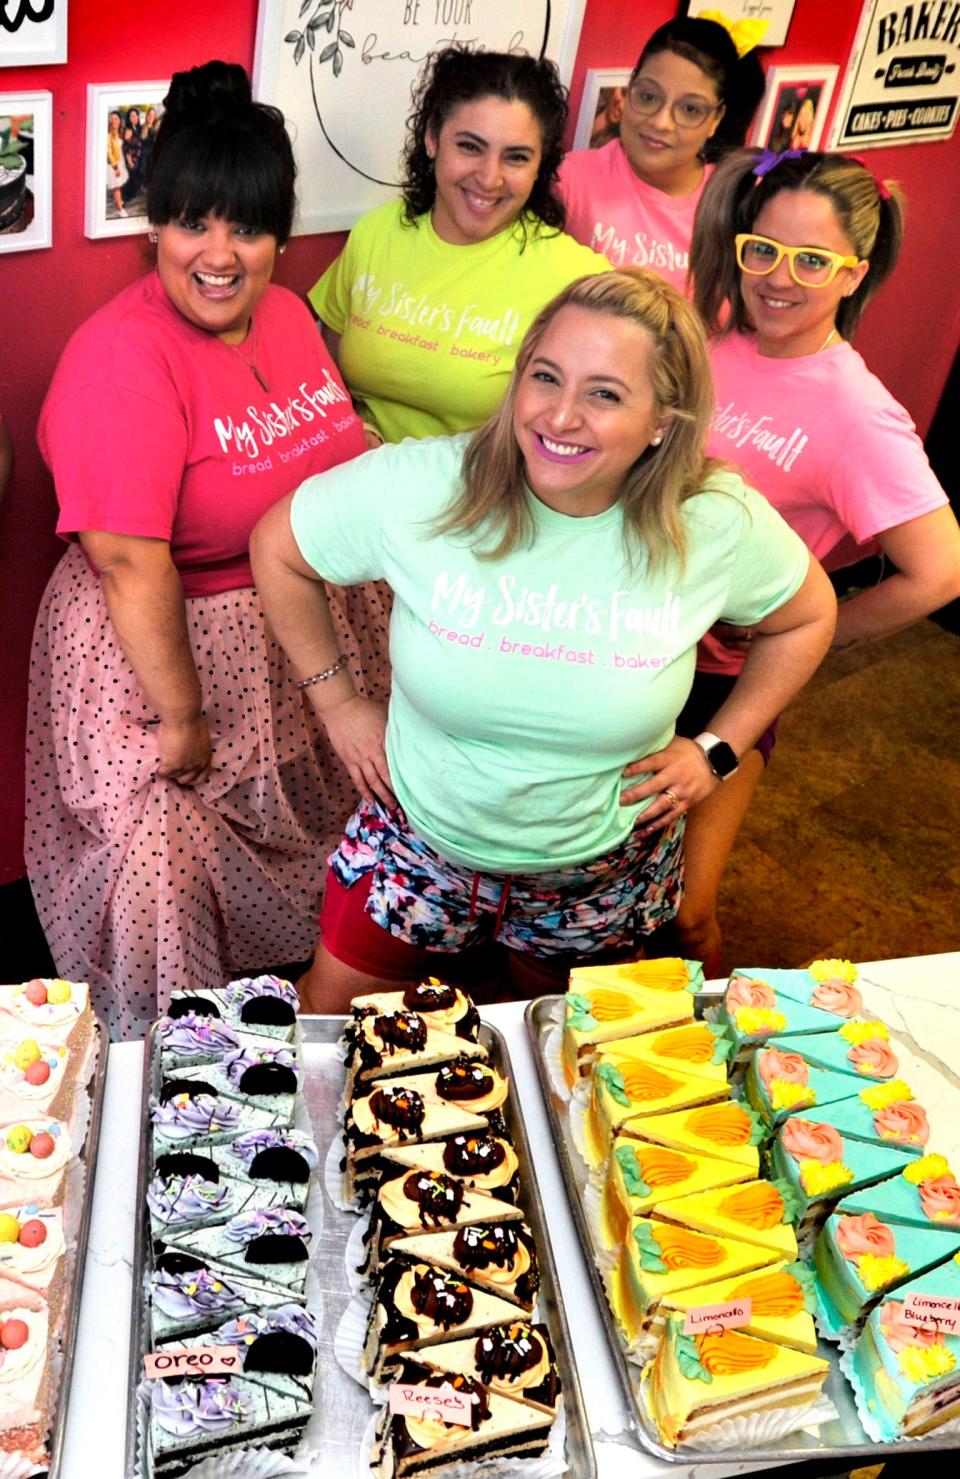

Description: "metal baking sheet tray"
525 992 960 1465
126 1013 596 1478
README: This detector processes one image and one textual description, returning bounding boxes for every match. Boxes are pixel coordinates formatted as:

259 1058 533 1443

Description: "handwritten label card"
902 1294 960 1336
389 1380 475 1427
682 1299 753 1335
144 1346 241 1379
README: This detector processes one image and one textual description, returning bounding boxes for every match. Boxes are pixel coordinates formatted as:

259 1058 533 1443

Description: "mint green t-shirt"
308 200 608 444
291 436 809 873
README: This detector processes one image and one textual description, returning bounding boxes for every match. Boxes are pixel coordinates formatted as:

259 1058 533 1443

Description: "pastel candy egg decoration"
0 1319 28 1350
6 1127 32 1155
46 981 72 1005
24 981 47 1006
18 1220 46 1248
0 1215 20 1243
24 1061 51 1086
14 1041 41 1071
29 1133 55 1160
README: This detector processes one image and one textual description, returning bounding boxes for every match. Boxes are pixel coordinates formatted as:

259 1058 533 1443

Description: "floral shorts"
327 800 684 959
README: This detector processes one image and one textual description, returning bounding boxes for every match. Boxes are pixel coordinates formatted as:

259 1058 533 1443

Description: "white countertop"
61 952 960 1478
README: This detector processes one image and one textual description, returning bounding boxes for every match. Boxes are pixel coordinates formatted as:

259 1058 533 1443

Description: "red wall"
0 0 957 882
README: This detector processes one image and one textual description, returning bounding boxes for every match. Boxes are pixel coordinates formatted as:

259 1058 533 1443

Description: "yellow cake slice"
561 959 701 1087
654 1262 819 1354
652 1179 799 1260
644 1312 829 1449
583 1053 728 1169
608 1215 777 1346
594 1020 732 1088
619 1100 763 1175
600 1140 753 1251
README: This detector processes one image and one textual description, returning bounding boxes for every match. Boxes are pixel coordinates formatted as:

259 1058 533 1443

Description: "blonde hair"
436 269 723 573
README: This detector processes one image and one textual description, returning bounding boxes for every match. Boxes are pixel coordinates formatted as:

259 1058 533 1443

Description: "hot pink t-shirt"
39 273 366 596
558 140 712 291
699 332 948 674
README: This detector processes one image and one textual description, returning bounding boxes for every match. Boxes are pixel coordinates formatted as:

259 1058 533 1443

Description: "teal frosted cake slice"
148 1375 311 1477
814 1208 960 1341
718 974 848 1062
158 1208 311 1295
728 961 863 1016
745 1044 866 1129
149 1251 295 1341
785 1085 927 1156
169 974 300 1042
767 1021 901 1083
769 1113 917 1244
837 1153 960 1232
156 1304 317 1403
151 1081 294 1158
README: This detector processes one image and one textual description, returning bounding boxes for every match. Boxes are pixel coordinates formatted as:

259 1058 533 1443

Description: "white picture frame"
84 81 168 239
750 64 839 152
685 1 796 50
253 0 588 235
572 68 632 151
0 0 67 67
0 90 51 254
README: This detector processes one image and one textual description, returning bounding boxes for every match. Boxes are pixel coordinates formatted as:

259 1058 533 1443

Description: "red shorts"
319 869 445 981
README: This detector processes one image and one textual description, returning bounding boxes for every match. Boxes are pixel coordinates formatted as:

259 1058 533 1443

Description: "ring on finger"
662 787 682 808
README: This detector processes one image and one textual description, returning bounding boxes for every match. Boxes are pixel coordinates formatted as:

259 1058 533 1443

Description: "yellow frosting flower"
770 1081 815 1111
898 1344 956 1383
856 1253 910 1291
860 1080 915 1110
839 1019 890 1045
799 1159 854 1197
904 1154 952 1185
734 1006 788 1035
809 958 858 982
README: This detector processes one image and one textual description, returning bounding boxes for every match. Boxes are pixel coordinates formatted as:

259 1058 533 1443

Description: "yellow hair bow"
697 9 769 57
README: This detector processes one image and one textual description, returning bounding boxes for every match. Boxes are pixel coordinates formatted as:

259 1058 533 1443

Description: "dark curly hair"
147 60 296 244
401 47 568 233
637 17 766 161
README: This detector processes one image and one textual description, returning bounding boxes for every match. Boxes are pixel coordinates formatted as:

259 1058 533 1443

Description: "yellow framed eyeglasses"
735 233 862 287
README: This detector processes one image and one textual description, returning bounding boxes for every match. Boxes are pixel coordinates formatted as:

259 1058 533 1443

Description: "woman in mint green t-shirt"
252 269 836 1012
309 47 606 445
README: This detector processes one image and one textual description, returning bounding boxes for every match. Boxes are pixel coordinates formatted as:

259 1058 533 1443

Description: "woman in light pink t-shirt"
666 149 960 970
558 15 764 291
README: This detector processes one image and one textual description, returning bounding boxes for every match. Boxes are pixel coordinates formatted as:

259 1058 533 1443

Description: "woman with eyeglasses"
558 15 764 290
664 148 960 970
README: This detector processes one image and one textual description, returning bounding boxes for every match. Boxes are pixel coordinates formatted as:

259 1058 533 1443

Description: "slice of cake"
148 1250 295 1341
847 1259 960 1440
167 1041 300 1120
376 1133 520 1205
386 1222 540 1311
783 1085 927 1156
652 1179 800 1260
561 958 700 1086
362 1173 524 1276
0 980 92 1049
148 1375 312 1477
643 1311 829 1449
600 1140 753 1251
343 1010 487 1094
369 1357 552 1477
351 979 480 1042
766 1022 900 1082
428 1058 509 1117
169 974 300 1041
584 1051 728 1169
158 1304 317 1403
814 1208 960 1342
413 1321 561 1414
745 1044 866 1130
363 1258 525 1381
343 1080 490 1203
594 1020 731 1087
156 1012 243 1072
768 1114 917 1244
0 1303 52 1468
718 976 851 1063
654 1261 818 1353
0 1119 74 1208
0 1205 64 1295
151 1081 295 1158
837 1153 960 1232
0 1037 74 1124
158 1208 311 1295
618 1100 763 1176
728 962 863 1017
208 1127 317 1195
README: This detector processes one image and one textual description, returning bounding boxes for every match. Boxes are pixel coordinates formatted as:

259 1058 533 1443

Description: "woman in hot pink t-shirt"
666 148 960 969
558 15 764 291
27 63 382 1039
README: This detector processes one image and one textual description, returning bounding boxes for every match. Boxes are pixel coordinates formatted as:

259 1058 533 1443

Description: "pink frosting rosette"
758 1047 809 1090
848 1039 899 1078
810 980 863 1017
726 976 776 1012
919 1174 960 1226
836 1212 897 1260
880 1300 940 1352
780 1117 845 1165
873 1101 930 1147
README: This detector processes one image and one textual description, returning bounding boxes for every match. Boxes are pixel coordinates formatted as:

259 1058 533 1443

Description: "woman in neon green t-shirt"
310 48 607 444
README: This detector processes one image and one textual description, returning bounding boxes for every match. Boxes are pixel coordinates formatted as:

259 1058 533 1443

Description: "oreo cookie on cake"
168 975 300 1043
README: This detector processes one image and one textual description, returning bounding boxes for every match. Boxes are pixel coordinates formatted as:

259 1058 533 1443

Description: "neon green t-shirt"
291 436 809 873
308 200 608 443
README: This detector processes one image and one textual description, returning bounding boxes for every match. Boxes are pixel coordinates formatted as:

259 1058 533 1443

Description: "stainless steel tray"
525 992 960 1465
127 1014 596 1479
47 1013 110 1479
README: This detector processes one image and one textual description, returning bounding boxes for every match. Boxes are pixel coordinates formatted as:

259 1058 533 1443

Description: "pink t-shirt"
700 332 948 674
39 273 366 596
558 140 712 291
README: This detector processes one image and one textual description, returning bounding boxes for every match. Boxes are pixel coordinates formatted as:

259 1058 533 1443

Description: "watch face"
705 741 739 779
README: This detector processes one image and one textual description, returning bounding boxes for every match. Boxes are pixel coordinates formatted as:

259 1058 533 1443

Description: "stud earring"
148 231 157 244
651 435 663 446
278 245 286 255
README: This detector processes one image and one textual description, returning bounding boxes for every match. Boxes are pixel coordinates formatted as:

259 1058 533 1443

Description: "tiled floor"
716 618 960 972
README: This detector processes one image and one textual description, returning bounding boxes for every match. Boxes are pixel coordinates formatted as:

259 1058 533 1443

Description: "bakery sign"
828 0 960 148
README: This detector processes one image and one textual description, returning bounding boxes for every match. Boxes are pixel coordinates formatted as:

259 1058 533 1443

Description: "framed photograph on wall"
0 0 67 67
572 68 632 150
750 65 839 152
681 1 795 50
253 0 588 234
0 91 51 254
84 82 168 239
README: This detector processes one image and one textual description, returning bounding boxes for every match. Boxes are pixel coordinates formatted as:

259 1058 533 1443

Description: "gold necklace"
818 326 838 353
222 318 270 393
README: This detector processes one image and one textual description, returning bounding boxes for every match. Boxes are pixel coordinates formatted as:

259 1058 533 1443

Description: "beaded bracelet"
295 655 347 690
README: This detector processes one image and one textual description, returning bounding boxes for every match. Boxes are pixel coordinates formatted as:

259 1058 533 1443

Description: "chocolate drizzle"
444 1135 506 1177
475 1322 541 1380
373 1011 428 1054
404 980 457 1012
410 1267 474 1328
454 1222 519 1270
436 1057 495 1101
368 1085 426 1137
402 1171 465 1225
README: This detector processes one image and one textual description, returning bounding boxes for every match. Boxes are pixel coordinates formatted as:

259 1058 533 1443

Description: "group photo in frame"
0 90 51 254
572 67 632 150
84 81 167 239
0 0 68 67
751 64 839 152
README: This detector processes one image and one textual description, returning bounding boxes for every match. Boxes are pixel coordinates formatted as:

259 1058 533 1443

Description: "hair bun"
163 59 253 128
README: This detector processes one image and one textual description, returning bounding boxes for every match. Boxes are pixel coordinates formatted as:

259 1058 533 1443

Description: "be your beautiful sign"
829 0 960 148
253 0 587 233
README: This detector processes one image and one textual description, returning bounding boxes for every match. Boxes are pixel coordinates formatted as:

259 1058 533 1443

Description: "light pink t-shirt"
700 332 948 675
558 140 712 291
40 273 366 597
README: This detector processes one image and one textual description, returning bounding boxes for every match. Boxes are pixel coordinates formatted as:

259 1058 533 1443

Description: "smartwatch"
693 731 740 781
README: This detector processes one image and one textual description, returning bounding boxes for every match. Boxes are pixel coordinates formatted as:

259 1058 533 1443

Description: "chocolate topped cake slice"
364 1258 524 1381
351 978 480 1041
386 1221 540 1311
415 1320 562 1415
343 1077 489 1203
376 1133 520 1204
362 1171 524 1276
343 1009 486 1094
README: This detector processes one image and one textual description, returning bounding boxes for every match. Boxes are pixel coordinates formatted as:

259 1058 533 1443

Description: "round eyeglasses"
735 233 862 287
625 80 721 129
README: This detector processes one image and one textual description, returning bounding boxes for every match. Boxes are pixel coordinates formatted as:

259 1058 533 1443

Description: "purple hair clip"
752 147 804 185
